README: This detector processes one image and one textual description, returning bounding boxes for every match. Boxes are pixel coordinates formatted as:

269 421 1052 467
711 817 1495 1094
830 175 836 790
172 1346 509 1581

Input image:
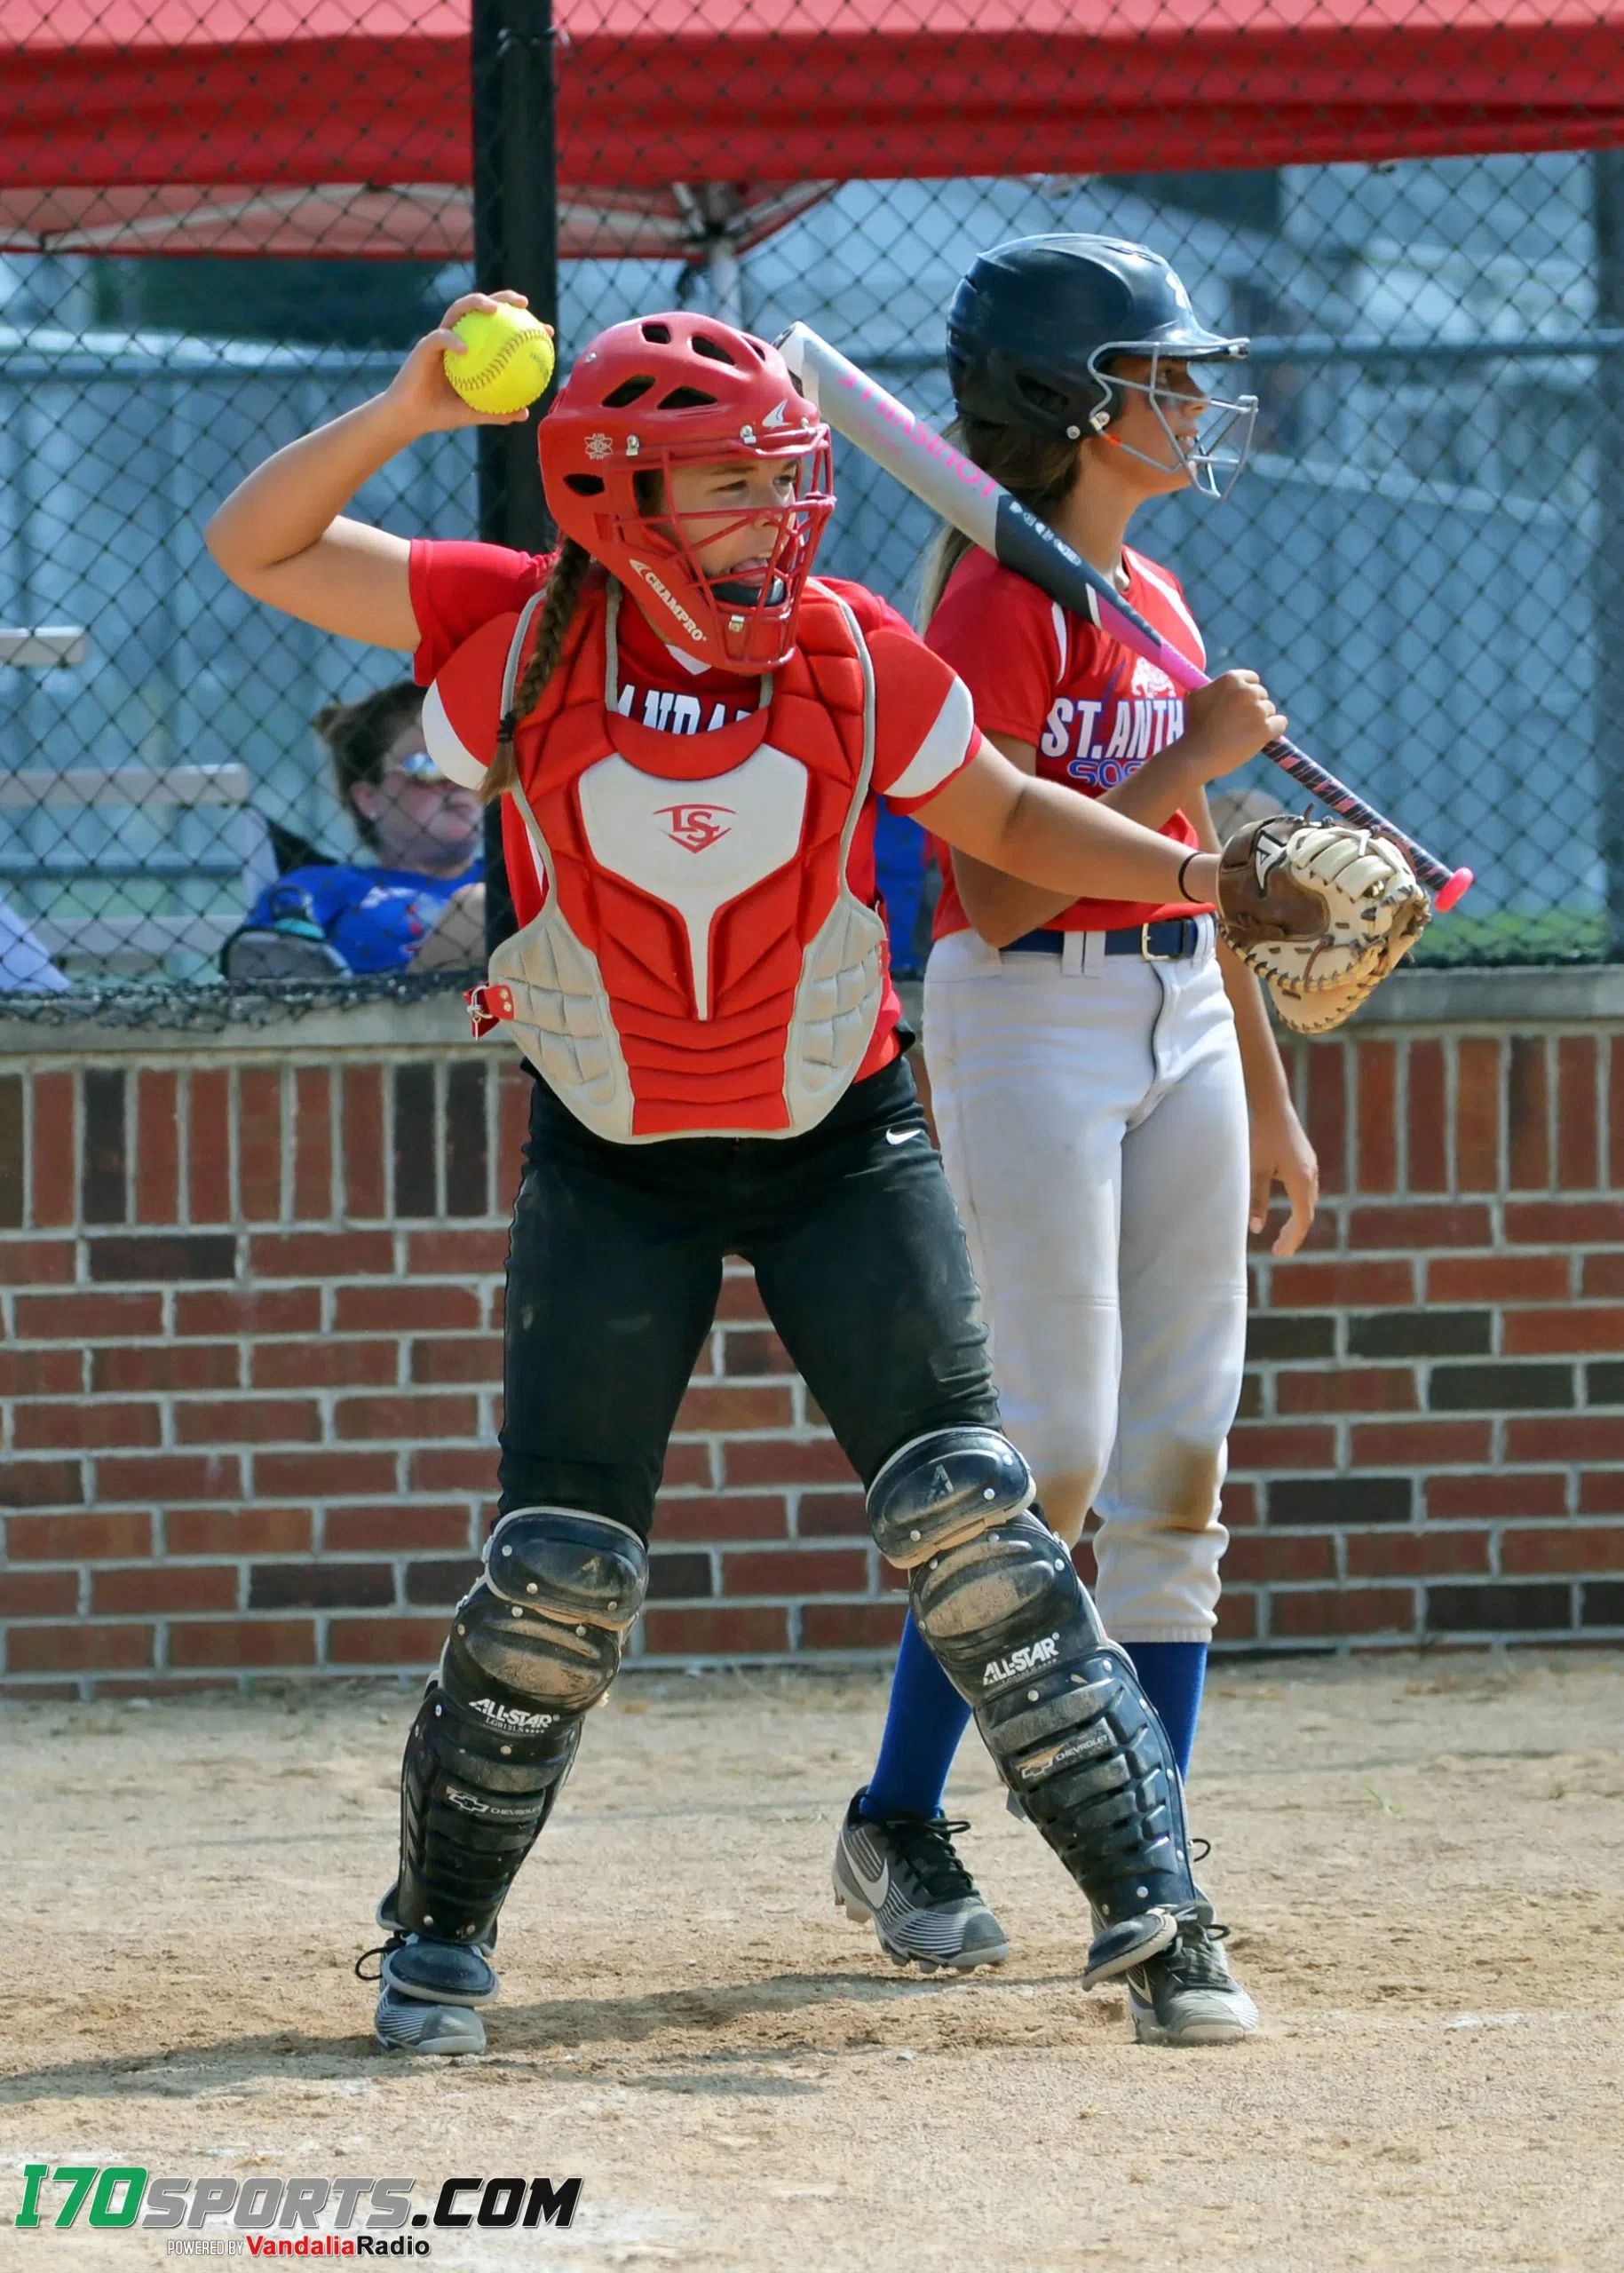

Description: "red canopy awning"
2 0 1621 260
0 178 836 264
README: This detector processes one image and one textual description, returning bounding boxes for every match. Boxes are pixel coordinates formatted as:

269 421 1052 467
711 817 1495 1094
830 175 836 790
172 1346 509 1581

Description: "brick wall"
1226 1018 1624 1647
3 983 1623 1694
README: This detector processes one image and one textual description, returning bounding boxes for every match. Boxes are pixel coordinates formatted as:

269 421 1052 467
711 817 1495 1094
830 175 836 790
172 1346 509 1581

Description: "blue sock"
860 1612 973 1821
1123 1641 1208 1780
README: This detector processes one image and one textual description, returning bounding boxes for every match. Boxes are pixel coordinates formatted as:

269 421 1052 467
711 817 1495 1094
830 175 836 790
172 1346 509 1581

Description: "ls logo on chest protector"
578 743 809 1020
657 803 735 853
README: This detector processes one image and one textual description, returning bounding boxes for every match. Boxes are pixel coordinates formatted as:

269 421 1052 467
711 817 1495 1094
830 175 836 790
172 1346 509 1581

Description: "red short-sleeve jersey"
412 539 982 1080
411 540 972 815
924 542 1212 938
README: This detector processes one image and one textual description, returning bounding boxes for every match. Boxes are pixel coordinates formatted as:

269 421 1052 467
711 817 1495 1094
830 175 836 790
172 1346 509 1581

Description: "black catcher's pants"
498 1056 1001 1538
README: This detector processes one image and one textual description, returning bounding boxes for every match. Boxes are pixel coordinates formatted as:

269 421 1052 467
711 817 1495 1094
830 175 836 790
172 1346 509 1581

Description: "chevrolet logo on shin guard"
444 1784 547 1823
1016 1720 1118 1783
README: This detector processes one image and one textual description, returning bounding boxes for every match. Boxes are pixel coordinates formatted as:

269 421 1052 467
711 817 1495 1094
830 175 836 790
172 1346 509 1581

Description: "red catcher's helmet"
538 313 834 674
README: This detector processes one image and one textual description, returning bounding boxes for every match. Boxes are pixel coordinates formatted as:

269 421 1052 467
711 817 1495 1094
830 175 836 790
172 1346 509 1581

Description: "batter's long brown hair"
916 417 1082 629
480 536 596 804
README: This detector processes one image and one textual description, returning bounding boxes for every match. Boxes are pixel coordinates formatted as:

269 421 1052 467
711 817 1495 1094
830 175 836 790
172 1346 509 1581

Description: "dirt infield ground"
4 1654 1623 2273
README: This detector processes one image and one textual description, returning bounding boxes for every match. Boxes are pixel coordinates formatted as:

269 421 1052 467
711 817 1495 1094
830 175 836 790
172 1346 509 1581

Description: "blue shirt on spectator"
248 861 483 976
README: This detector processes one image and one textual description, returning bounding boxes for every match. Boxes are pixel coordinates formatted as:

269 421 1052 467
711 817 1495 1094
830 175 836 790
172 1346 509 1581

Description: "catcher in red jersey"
206 291 1307 2057
836 236 1320 2044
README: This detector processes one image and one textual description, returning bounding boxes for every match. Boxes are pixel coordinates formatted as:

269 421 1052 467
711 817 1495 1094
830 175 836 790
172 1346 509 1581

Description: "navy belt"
1003 916 1207 962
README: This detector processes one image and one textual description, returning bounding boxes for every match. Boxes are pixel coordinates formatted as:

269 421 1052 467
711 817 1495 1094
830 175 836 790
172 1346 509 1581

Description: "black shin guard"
392 1657 582 1950
385 1508 647 1982
870 1430 1199 1983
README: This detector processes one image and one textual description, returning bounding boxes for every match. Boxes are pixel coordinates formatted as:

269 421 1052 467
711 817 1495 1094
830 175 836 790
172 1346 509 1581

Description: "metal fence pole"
1592 151 1624 955
472 0 559 955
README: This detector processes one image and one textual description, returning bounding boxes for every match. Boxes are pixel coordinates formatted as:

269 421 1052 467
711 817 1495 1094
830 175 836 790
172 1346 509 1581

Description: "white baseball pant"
923 921 1249 1643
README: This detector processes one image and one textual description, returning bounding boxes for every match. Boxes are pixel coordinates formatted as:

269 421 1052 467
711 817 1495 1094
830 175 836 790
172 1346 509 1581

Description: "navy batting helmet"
947 234 1257 498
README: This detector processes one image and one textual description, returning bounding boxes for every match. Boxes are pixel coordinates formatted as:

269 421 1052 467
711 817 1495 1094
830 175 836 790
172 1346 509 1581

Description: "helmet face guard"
538 313 835 673
1088 344 1258 501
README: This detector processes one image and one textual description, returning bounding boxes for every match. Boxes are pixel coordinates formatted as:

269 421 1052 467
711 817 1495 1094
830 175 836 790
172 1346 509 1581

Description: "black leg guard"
381 1507 647 2006
870 1429 1200 1986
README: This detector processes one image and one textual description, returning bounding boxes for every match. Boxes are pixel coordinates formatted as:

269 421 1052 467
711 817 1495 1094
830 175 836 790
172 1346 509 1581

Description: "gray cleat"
374 1983 487 2056
1124 1908 1260 2047
832 1788 1010 1973
361 1906 498 2058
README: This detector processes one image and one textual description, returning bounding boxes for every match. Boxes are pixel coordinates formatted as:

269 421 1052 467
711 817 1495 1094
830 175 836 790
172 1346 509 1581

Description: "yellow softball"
443 305 555 415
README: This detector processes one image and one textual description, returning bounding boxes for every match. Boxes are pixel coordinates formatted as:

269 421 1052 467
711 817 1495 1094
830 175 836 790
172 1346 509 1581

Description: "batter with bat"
206 289 1414 2056
830 235 1429 2045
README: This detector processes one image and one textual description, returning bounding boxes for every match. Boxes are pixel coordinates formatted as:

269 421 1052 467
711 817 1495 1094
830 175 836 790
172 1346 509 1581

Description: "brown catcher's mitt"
1216 815 1432 1034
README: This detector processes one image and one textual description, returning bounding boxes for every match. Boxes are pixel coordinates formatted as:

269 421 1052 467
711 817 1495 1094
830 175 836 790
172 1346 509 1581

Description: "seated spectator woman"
231 682 484 977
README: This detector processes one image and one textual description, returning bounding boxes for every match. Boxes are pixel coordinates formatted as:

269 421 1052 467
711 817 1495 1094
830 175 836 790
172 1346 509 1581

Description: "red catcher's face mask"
598 441 834 672
538 313 836 673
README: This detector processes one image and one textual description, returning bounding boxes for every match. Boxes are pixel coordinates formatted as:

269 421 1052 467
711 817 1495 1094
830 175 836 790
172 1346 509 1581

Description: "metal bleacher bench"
0 628 88 669
1 764 254 965
2 628 257 970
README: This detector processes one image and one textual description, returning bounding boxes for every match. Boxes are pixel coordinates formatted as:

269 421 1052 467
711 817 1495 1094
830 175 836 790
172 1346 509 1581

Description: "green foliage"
1414 905 1612 967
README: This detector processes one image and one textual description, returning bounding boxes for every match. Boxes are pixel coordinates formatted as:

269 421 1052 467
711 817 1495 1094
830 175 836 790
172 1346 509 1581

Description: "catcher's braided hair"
480 535 595 804
917 414 1081 628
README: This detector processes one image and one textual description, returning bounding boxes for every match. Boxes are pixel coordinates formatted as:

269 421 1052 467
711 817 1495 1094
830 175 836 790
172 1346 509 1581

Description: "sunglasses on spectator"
385 748 453 785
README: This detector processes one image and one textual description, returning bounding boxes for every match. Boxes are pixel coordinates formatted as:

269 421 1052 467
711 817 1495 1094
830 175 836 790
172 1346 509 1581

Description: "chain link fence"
3 4 1623 1005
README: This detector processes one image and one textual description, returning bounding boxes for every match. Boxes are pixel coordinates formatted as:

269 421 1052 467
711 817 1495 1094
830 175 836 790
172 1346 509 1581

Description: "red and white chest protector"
461 581 888 1142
